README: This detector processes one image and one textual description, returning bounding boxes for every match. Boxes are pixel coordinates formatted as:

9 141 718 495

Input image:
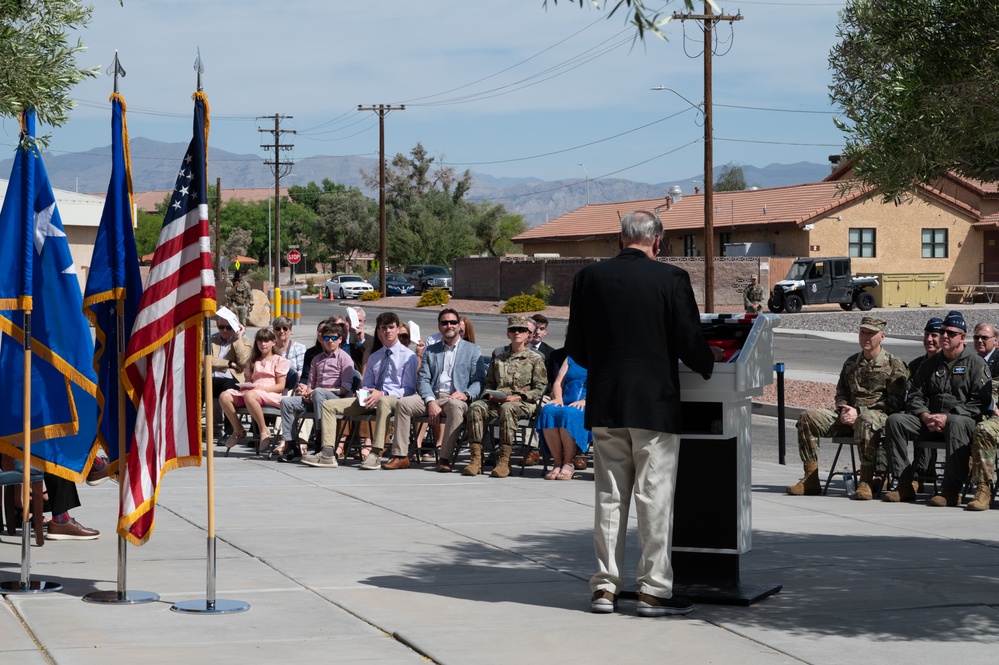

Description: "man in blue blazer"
384 308 485 472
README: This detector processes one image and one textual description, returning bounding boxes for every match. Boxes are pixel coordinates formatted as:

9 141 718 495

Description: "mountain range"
1 138 833 226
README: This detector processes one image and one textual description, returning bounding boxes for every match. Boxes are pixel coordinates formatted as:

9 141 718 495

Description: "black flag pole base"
0 580 62 594
83 589 159 605
171 599 250 614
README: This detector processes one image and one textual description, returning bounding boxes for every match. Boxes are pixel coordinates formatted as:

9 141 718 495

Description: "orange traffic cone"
318 291 323 300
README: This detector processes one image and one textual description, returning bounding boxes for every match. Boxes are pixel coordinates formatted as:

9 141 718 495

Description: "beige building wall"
808 197 978 285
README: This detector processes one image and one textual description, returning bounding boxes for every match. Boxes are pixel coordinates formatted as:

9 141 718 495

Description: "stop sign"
286 249 302 265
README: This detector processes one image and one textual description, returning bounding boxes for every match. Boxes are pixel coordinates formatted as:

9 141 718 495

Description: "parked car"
324 274 374 300
405 264 453 293
370 272 415 296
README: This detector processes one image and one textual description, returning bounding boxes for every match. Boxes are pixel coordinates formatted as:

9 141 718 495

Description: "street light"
652 84 715 311
578 163 589 206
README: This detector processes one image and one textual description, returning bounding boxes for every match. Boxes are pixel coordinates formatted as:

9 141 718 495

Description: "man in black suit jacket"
565 209 721 618
973 322 999 376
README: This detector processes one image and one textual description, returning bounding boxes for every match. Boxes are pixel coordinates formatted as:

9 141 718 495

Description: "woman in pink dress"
219 328 290 455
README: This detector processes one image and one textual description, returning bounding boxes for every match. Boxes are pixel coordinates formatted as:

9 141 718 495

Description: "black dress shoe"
278 445 302 463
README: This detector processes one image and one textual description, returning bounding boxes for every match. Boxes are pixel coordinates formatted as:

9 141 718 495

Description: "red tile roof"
514 182 865 241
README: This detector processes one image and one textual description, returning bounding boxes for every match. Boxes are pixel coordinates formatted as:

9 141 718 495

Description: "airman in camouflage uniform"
788 316 909 500
744 275 765 313
226 272 253 325
882 310 991 506
965 376 999 511
464 315 547 478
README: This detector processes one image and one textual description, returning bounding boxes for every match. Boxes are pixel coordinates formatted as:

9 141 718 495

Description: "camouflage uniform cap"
507 315 531 330
859 316 886 333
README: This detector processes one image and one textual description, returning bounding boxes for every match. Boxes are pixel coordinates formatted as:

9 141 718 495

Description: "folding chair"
0 454 45 546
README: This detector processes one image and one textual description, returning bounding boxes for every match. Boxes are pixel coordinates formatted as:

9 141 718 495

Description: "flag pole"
171 52 249 614
0 312 61 595
82 297 158 604
171 315 248 615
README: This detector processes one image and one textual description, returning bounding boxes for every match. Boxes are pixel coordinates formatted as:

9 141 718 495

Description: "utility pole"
672 3 743 313
258 114 295 316
358 104 405 297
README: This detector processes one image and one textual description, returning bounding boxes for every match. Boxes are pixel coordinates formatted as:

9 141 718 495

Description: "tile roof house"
512 169 999 304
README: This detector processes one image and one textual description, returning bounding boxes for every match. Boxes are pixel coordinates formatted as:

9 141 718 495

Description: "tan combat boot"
786 462 820 496
490 444 513 478
462 443 483 476
965 483 992 511
882 468 916 502
852 466 875 501
928 490 962 507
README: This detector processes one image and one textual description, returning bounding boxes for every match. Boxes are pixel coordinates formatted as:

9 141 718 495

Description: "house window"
719 232 731 256
849 228 876 258
922 228 948 258
683 235 697 257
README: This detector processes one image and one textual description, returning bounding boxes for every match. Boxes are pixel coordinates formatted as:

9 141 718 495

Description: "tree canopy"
545 1 695 42
715 163 746 192
0 0 97 130
829 0 999 202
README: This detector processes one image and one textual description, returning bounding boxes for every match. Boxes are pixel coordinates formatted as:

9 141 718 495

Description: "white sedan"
325 274 373 299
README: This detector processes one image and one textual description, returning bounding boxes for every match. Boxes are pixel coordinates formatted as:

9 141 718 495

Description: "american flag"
119 92 216 545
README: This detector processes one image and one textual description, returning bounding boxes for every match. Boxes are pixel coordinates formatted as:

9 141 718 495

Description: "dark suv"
405 264 453 293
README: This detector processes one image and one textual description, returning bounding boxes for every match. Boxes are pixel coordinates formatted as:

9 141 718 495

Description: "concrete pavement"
4 306 998 663
3 451 999 664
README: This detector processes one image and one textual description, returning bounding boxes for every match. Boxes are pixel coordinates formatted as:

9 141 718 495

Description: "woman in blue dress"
537 355 591 480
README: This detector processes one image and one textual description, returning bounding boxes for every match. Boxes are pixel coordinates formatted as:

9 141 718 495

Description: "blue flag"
83 93 143 473
0 110 99 481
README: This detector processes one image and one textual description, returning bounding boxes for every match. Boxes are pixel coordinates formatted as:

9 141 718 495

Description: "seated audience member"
209 307 252 436
906 318 945 488
459 316 476 343
788 317 908 500
43 474 100 540
274 322 354 462
302 312 417 470
537 355 591 480
342 307 371 367
973 321 999 376
273 315 306 388
882 310 991 505
385 309 485 472
219 328 290 456
463 316 547 478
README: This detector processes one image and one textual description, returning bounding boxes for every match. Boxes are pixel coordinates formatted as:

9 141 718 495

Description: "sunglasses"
322 335 340 342
508 327 529 334
440 320 460 326
973 335 995 341
217 324 232 331
942 329 964 338
275 326 290 332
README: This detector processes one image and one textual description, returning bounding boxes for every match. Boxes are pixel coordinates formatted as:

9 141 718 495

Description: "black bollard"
775 362 786 465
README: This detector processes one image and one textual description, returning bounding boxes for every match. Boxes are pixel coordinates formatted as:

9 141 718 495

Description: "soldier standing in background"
744 275 765 313
226 271 253 326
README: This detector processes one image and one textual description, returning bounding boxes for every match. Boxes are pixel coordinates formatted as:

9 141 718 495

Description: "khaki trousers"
590 427 680 600
391 394 468 460
320 396 399 453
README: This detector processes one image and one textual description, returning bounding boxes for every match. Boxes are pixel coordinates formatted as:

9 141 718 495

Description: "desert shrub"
501 293 546 313
417 288 451 307
531 281 554 305
304 277 319 295
360 291 381 302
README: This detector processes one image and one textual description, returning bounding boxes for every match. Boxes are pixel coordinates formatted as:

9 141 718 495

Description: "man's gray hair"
620 210 663 245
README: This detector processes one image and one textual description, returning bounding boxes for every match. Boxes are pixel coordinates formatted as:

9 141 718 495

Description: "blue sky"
2 1 848 190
